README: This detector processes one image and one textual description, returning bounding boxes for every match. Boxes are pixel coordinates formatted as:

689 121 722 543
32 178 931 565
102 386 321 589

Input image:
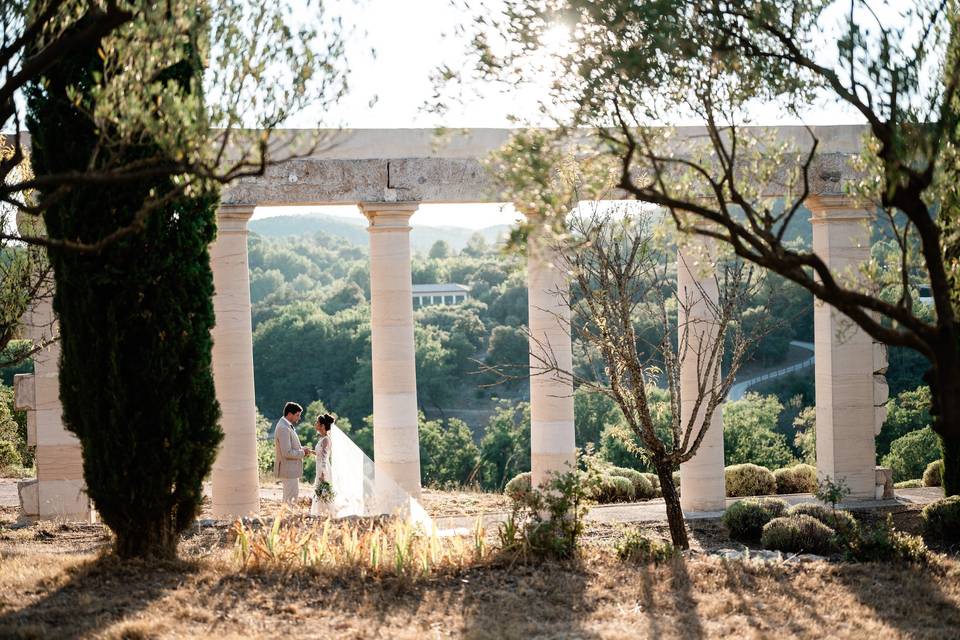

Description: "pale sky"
258 0 903 228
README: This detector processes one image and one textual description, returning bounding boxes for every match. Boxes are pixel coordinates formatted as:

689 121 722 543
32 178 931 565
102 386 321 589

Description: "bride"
310 413 336 517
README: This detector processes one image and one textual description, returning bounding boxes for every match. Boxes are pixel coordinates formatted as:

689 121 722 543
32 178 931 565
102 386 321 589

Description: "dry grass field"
1 495 959 639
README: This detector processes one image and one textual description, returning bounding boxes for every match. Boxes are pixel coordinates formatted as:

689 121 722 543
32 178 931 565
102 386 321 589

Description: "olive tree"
442 0 960 496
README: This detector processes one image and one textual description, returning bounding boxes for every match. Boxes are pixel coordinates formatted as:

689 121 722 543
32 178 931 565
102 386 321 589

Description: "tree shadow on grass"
836 559 960 636
718 559 830 636
0 554 199 639
337 556 600 639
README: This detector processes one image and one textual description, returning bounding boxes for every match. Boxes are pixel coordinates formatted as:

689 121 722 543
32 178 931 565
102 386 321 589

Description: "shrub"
923 460 943 487
761 515 837 555
672 470 681 490
499 471 588 560
773 464 818 494
881 427 942 482
814 475 850 510
725 464 776 497
0 438 22 468
787 503 858 539
609 467 656 500
895 479 923 489
590 475 636 503
616 530 677 563
921 496 960 542
722 497 789 541
256 438 275 478
504 472 532 502
641 473 661 497
847 515 928 563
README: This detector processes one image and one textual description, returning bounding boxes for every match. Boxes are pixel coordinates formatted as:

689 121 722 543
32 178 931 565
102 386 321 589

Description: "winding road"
727 340 815 401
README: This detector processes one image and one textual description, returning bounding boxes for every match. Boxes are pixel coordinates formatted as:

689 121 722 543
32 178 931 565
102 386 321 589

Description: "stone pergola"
16 125 889 520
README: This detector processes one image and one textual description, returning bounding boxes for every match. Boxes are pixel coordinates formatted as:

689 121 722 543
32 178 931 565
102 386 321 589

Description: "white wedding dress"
310 434 335 517
307 425 436 532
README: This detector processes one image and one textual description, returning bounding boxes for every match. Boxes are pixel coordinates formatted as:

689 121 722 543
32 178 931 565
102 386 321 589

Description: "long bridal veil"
327 425 434 531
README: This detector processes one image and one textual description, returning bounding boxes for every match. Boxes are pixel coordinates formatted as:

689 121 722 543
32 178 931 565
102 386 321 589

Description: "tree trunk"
655 459 688 549
114 515 179 560
940 431 960 497
930 358 960 497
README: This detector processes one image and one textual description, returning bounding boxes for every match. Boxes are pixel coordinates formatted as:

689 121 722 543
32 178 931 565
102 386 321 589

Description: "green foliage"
478 400 530 490
761 515 838 555
723 393 796 469
881 427 942 482
595 386 673 473
255 413 275 478
589 474 635 503
616 530 677 563
877 386 932 458
483 325 528 389
847 515 929 563
498 471 587 560
608 466 656 500
504 471 531 501
574 387 622 448
921 496 960 542
725 463 776 497
787 503 858 540
0 383 28 469
814 476 851 511
773 464 818 494
895 479 923 488
419 416 481 487
428 240 451 260
792 406 817 465
923 459 944 487
28 24 222 558
722 497 789 541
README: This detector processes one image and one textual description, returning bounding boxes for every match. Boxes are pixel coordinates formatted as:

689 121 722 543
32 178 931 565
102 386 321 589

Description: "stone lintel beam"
221 154 866 207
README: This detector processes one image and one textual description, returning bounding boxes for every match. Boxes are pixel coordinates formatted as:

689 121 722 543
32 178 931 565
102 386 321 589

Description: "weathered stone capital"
807 195 872 223
217 204 256 233
360 202 418 232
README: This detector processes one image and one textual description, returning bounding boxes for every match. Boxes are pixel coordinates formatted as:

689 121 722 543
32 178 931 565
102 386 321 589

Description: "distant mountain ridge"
249 213 511 253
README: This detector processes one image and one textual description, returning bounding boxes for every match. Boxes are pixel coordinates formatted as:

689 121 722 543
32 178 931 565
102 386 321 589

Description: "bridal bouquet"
314 480 335 503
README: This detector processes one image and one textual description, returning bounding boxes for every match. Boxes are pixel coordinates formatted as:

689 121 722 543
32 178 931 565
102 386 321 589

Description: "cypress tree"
26 15 222 558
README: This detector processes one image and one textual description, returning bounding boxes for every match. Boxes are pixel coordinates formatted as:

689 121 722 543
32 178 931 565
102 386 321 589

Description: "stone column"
210 204 260 519
809 195 877 499
527 225 575 490
16 294 91 520
361 203 421 500
677 236 727 512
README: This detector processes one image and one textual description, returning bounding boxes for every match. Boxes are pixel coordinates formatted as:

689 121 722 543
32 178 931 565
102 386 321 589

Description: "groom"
274 402 313 504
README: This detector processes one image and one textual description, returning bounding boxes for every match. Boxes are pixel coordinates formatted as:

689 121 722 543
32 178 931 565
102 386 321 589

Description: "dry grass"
2 502 960 638
418 488 512 518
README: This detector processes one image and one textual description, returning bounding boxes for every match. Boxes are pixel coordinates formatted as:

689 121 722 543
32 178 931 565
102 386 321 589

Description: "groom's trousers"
281 477 299 504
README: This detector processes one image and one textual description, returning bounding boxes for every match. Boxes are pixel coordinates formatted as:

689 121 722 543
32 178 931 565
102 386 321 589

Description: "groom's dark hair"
283 402 303 417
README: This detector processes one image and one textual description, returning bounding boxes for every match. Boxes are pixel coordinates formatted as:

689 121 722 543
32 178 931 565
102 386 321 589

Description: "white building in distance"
412 283 470 308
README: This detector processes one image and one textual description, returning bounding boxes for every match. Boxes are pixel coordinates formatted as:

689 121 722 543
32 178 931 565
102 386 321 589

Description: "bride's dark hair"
316 413 336 428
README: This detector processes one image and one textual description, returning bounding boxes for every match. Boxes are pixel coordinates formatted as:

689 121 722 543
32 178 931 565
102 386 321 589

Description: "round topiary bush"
921 495 960 542
773 464 818 494
725 463 777 497
672 470 681 490
608 467 656 500
722 497 789 541
923 460 943 487
504 472 532 502
787 503 858 539
590 474 636 503
895 479 923 489
761 514 837 555
641 473 661 497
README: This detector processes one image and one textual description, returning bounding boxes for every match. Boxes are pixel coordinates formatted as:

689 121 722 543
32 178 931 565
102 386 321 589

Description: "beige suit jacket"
274 418 305 479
